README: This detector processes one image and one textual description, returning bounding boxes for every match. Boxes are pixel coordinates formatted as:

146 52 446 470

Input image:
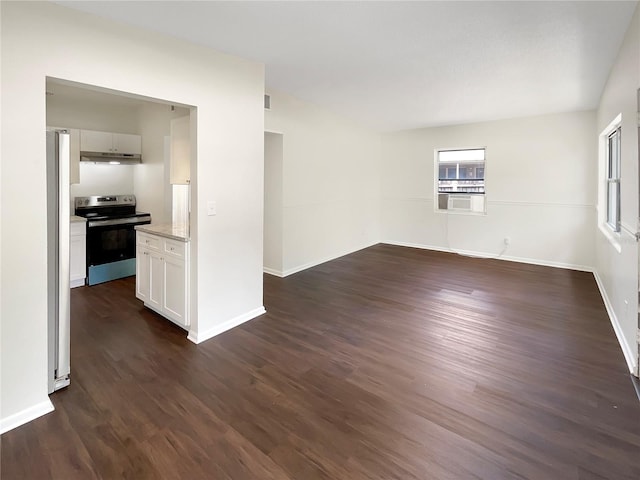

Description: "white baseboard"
263 267 283 277
187 306 266 344
281 242 379 277
593 271 638 374
1 398 54 434
382 240 593 272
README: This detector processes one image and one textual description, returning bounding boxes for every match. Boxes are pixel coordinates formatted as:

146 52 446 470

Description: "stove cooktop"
79 211 150 220
74 195 150 221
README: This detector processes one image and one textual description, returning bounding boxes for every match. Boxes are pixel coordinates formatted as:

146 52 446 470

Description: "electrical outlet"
504 237 511 246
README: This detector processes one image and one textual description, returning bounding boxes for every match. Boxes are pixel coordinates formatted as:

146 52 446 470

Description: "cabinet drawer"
164 238 185 258
137 232 161 251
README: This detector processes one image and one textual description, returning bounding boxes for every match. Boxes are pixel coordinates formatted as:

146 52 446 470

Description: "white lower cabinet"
163 255 187 324
70 219 86 288
136 231 189 328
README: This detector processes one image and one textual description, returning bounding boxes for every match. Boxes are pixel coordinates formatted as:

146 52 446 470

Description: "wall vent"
264 94 271 110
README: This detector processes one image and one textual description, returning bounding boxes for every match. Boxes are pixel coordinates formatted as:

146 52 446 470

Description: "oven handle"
87 215 151 228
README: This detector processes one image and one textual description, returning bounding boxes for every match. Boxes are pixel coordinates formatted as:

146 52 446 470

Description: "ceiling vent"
264 94 271 110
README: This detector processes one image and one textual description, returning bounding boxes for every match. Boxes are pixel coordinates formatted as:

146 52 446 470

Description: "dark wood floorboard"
2 244 640 479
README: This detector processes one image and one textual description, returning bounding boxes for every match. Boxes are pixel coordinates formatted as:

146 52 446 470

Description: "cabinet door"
135 245 151 302
170 115 190 184
148 251 164 311
69 234 86 287
80 130 112 152
163 255 188 326
113 133 141 154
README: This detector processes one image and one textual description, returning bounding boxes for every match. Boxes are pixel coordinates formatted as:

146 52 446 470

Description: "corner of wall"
0 398 54 435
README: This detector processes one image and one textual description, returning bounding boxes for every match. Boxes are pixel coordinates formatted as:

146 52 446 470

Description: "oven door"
86 217 151 266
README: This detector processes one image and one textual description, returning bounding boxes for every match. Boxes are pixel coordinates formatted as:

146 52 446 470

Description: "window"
606 127 621 232
437 148 485 194
436 148 486 214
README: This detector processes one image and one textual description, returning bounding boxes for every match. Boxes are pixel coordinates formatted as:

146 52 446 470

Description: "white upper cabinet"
114 133 142 154
80 129 141 154
170 115 190 184
80 130 111 152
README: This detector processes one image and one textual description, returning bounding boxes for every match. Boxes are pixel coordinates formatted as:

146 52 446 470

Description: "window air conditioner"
448 194 472 211
438 193 449 210
441 194 485 213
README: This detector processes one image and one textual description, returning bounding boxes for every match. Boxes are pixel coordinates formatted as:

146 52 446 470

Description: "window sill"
435 209 487 216
598 223 622 253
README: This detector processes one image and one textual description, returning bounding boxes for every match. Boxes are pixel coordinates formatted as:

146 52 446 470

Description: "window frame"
606 127 621 232
434 147 487 215
598 114 622 252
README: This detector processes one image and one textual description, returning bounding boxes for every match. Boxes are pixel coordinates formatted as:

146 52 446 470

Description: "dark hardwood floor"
2 244 640 479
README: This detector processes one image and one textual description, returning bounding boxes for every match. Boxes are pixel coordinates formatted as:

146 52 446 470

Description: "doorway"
264 132 284 276
45 77 195 397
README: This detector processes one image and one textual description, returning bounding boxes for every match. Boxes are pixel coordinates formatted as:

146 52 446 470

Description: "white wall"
71 164 135 198
264 132 283 274
594 4 640 374
0 1 264 432
265 90 381 275
381 111 597 270
46 94 140 133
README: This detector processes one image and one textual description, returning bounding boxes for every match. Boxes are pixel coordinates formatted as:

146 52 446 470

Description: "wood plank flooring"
2 244 640 479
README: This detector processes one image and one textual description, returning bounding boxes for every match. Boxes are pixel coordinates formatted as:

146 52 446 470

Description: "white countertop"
135 223 189 242
70 215 86 223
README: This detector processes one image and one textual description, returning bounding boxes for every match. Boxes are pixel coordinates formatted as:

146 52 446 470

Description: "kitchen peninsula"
135 224 190 329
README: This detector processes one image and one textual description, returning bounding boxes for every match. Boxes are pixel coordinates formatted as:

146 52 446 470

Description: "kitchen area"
47 80 194 393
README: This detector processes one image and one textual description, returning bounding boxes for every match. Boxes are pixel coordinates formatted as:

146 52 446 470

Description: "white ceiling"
55 1 637 132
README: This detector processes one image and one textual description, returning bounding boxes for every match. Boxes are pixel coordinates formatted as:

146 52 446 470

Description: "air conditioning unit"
440 194 485 213
448 194 472 211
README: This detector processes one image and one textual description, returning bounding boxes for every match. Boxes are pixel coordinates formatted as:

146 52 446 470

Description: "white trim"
263 267 284 277
0 399 54 434
187 306 266 344
487 199 595 209
597 114 623 248
383 196 595 210
382 240 593 272
598 223 623 253
281 242 378 277
434 208 487 217
593 271 638 374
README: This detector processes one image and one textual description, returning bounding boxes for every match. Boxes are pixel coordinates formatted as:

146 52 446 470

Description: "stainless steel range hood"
80 151 142 165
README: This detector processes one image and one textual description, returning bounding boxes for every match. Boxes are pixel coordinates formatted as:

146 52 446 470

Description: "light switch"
207 201 216 216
